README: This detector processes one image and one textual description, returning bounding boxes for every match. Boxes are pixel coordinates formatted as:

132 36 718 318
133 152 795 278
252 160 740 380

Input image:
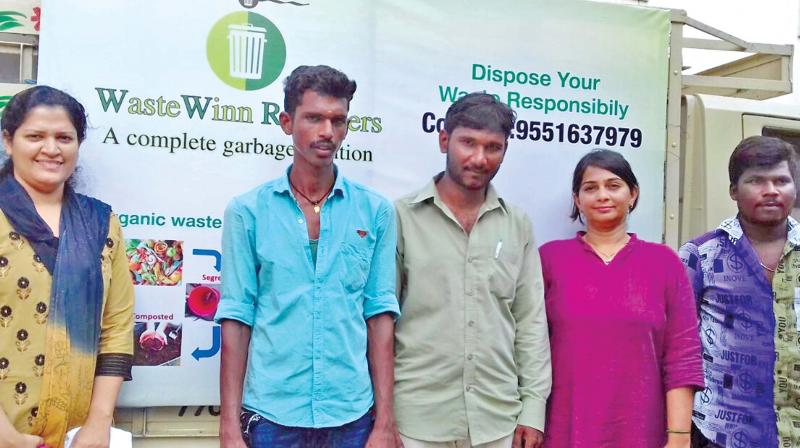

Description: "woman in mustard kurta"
0 86 134 448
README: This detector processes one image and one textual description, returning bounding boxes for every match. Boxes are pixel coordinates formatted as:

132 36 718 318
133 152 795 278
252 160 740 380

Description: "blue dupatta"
0 175 110 446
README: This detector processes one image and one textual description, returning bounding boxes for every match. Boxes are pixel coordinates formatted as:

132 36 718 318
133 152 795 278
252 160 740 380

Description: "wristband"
666 429 691 434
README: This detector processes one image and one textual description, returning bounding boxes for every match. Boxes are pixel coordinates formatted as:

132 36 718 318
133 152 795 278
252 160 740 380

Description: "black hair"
0 85 87 184
570 149 639 222
443 92 516 139
728 136 797 186
282 65 357 115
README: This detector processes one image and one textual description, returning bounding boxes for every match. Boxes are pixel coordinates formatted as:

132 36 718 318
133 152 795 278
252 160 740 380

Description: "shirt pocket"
340 234 376 293
486 243 523 301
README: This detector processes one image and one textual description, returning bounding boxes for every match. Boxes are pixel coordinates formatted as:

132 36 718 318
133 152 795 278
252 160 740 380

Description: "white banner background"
36 0 670 406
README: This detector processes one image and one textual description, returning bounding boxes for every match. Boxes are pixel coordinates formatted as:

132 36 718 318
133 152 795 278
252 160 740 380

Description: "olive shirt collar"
409 172 508 224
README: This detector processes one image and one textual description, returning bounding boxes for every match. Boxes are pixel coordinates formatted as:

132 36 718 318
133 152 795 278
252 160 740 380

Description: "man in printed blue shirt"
680 136 800 448
215 65 400 448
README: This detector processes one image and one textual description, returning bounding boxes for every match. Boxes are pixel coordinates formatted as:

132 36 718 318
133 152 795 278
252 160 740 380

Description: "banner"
36 0 670 406
0 1 39 35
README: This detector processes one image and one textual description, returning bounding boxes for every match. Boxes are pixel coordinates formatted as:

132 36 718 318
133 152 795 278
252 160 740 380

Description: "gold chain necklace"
583 234 630 265
757 251 779 273
759 261 777 273
755 245 783 273
289 178 335 214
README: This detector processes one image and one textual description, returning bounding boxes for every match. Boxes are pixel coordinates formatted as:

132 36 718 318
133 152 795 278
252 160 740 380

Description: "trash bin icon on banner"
228 24 268 80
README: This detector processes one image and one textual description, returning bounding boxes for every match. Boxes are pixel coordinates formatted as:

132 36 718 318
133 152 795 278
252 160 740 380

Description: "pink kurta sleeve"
661 247 704 391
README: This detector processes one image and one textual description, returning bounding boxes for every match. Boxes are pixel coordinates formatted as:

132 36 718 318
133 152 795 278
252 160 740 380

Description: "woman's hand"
73 376 123 448
0 407 45 448
0 432 44 448
69 416 111 448
663 432 690 448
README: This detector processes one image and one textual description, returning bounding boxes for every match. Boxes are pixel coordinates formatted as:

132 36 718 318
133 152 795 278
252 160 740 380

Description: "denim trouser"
241 409 373 448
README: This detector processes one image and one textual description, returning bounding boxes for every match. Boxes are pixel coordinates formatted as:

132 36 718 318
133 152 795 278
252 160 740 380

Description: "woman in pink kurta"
540 150 703 448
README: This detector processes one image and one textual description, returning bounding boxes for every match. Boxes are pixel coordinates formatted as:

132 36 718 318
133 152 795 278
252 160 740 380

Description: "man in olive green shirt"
394 93 551 448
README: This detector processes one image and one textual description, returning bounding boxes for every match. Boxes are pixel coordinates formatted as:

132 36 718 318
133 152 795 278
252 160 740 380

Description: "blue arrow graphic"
193 249 222 272
192 325 221 361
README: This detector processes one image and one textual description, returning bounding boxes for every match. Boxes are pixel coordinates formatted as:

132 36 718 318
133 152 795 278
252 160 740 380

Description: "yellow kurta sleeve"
96 214 134 379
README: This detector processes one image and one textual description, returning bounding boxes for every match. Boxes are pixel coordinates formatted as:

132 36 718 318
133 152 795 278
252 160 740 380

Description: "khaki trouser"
399 433 513 448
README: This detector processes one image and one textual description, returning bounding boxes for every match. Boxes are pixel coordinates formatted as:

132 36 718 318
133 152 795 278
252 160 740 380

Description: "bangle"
666 429 691 435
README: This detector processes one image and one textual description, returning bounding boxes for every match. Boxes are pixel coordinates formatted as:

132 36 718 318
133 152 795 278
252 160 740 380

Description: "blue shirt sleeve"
215 198 258 326
362 199 400 321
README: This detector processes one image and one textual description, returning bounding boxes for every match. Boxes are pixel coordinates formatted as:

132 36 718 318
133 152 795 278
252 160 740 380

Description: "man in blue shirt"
216 65 400 448
680 136 800 448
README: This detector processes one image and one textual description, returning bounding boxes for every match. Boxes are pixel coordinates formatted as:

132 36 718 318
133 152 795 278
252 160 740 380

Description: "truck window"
0 52 21 83
763 126 800 152
0 41 37 84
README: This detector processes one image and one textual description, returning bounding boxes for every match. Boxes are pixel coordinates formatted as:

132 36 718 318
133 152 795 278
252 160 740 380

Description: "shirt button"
466 385 473 392
297 218 304 224
468 321 475 327
466 290 474 296
467 354 474 360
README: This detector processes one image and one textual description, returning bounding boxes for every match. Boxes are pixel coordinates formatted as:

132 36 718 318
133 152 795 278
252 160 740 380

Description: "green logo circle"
207 12 286 91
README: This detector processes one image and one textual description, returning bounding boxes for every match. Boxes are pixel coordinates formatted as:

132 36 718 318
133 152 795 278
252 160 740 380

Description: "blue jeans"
242 409 373 448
